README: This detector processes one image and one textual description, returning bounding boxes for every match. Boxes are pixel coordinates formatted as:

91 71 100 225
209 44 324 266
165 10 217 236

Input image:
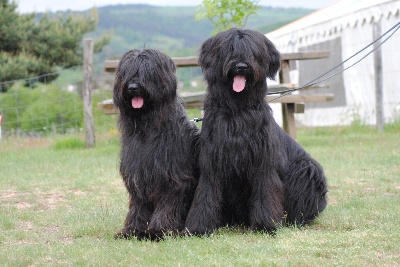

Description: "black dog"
113 49 199 240
185 28 328 235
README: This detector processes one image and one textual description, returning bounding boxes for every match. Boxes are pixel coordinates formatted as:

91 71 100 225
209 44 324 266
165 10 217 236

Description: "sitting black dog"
113 49 200 240
185 28 328 235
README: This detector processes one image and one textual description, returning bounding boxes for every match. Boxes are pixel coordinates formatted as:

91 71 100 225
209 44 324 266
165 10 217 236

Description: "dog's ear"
198 36 216 70
113 61 124 108
265 39 281 80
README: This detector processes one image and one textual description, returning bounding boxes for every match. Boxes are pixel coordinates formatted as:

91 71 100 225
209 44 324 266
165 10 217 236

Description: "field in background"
0 123 399 266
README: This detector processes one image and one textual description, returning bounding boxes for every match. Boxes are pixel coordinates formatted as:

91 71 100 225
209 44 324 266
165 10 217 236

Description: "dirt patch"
0 189 29 200
0 189 31 209
0 137 53 152
17 221 34 230
15 202 32 209
38 192 65 210
0 188 67 210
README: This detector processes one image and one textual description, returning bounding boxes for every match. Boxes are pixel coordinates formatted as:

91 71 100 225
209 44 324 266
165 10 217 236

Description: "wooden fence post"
279 60 297 139
83 38 95 148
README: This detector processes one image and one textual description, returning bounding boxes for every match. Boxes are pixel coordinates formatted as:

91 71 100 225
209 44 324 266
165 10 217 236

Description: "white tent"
267 0 400 126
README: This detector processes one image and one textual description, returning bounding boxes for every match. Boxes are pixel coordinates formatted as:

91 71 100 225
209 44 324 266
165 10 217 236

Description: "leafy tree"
195 0 261 34
0 0 111 92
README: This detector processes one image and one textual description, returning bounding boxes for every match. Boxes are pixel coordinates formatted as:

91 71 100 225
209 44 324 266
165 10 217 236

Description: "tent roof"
267 0 400 39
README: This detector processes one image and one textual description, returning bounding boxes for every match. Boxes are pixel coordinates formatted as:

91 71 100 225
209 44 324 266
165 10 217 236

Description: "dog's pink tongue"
132 97 144 109
233 75 246 92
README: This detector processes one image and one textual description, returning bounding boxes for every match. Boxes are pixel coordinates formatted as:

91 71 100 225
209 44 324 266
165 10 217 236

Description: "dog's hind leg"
283 158 328 226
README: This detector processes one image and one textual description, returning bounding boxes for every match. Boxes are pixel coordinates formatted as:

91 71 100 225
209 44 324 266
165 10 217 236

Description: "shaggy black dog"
113 49 199 240
185 28 328 235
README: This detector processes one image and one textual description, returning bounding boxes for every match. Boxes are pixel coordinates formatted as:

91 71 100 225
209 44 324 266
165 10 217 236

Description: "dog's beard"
132 97 144 109
233 75 246 92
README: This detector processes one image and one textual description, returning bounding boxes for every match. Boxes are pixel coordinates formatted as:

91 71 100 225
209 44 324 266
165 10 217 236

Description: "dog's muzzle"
127 82 144 109
231 62 250 93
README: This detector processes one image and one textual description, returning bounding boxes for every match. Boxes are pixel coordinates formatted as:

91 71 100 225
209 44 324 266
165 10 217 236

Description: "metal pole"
373 21 384 132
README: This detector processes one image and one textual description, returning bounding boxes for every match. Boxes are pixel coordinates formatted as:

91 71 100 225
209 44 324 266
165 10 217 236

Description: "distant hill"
84 4 313 61
41 5 313 88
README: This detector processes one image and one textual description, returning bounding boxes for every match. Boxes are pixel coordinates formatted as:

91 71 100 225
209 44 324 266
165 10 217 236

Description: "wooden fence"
99 51 333 139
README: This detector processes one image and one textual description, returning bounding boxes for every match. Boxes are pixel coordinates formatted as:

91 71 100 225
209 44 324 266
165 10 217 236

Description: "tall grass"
0 124 399 266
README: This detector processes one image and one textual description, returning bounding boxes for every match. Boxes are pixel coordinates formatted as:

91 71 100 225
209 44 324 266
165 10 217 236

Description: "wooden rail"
104 51 330 72
98 92 333 114
101 51 332 139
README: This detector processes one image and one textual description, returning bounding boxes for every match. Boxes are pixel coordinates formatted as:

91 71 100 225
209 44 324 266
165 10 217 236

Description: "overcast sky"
16 0 338 13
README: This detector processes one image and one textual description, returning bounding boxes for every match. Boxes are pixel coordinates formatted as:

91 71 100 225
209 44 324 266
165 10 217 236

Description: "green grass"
0 124 399 266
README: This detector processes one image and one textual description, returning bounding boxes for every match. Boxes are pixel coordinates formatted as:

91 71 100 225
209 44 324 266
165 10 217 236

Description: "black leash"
267 21 400 102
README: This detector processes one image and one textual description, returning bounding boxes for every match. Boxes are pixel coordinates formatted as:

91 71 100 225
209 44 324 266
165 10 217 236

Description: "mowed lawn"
0 125 399 266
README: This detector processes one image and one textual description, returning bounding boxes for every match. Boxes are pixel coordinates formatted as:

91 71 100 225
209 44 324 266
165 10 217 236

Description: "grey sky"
16 0 338 13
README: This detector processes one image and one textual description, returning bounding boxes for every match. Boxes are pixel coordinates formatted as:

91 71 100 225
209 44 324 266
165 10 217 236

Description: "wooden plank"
105 56 199 72
282 103 296 139
172 56 198 67
104 51 330 72
97 100 118 114
104 60 119 72
266 93 334 103
280 51 330 61
98 93 334 113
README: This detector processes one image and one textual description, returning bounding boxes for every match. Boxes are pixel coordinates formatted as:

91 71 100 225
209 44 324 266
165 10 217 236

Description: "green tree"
0 0 111 92
195 0 261 34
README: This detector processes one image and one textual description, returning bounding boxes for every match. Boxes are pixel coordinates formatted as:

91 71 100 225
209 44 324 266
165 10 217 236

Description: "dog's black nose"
128 83 140 93
236 62 248 71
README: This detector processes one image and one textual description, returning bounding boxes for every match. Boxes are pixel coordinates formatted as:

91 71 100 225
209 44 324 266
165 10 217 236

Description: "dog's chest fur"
120 117 197 197
200 105 274 177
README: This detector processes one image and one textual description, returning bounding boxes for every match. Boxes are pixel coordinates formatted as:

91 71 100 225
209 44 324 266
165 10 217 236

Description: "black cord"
267 21 400 102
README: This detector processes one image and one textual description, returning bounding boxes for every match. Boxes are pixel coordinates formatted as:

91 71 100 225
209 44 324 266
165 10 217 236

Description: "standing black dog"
113 49 199 240
185 28 328 235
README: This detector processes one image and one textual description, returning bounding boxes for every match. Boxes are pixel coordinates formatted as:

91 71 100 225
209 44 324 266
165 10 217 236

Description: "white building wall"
267 0 400 127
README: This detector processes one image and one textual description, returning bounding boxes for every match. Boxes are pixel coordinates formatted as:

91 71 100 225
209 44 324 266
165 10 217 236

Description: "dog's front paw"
249 222 278 236
114 227 135 239
114 227 149 240
181 226 213 237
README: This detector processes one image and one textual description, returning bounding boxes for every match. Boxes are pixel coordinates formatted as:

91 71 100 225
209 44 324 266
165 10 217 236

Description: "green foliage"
0 52 54 91
0 1 111 89
0 0 25 54
195 0 261 34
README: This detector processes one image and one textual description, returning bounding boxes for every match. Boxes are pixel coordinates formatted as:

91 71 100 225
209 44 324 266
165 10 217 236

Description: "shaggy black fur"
113 49 200 240
184 28 328 235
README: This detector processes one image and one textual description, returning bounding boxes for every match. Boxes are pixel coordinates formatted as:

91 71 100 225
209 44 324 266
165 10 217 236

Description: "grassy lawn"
0 124 399 266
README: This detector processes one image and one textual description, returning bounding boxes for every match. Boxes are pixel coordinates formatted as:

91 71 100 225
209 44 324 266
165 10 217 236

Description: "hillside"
86 4 313 60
